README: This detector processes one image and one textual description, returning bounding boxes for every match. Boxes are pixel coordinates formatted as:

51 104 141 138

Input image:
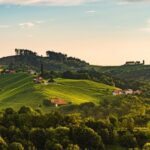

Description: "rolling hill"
0 73 117 111
1 50 150 83
94 64 150 82
0 50 89 72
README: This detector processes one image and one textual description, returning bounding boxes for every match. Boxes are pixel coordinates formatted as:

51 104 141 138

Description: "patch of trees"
113 78 146 90
61 96 148 125
46 51 89 67
1 105 150 150
46 51 67 62
62 69 115 86
15 49 37 56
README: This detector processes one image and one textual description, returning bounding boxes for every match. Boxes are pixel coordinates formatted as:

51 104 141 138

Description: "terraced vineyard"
0 73 118 110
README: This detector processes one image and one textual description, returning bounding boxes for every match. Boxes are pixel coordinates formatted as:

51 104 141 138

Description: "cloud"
0 0 97 6
140 19 150 33
116 0 150 5
35 20 45 24
141 28 150 32
117 1 132 5
19 20 44 29
85 10 97 14
0 25 11 28
19 22 35 29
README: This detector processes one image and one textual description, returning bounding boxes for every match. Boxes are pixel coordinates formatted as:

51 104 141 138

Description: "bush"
8 142 24 150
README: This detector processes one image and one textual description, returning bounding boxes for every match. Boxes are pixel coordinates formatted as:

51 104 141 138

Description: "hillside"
1 49 150 83
94 64 150 82
0 73 117 110
0 49 89 72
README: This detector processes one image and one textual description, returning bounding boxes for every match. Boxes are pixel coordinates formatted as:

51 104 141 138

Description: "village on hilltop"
124 60 145 65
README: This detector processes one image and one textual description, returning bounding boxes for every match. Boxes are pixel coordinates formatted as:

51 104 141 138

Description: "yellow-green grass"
0 73 117 110
42 78 117 104
0 73 43 110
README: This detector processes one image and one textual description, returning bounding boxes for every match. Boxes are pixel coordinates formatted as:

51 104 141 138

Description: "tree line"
1 103 150 150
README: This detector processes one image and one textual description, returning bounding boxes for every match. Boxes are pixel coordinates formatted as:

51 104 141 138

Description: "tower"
143 60 145 65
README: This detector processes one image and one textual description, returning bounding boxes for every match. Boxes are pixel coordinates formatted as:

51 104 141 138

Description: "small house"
33 77 43 84
113 89 142 96
4 69 16 74
112 90 123 96
134 90 142 95
28 69 36 75
125 61 136 65
124 89 134 95
51 98 67 107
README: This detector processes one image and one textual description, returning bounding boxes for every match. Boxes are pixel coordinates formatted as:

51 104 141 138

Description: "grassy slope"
0 73 43 110
0 73 117 110
42 78 117 104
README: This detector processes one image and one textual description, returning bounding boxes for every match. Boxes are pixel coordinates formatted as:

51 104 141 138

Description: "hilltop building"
125 60 145 65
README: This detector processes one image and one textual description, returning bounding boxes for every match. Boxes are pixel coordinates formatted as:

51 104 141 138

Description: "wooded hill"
0 49 89 72
94 64 150 82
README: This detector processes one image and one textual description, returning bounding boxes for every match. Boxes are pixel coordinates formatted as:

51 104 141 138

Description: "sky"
0 0 150 65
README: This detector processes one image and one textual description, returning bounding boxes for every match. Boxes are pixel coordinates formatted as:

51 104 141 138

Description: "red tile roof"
51 98 67 105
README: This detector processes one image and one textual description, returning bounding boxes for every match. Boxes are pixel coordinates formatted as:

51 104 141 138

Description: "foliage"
0 105 150 150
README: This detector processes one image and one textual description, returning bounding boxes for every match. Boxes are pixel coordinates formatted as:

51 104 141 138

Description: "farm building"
51 98 67 107
133 90 142 95
33 77 43 84
124 89 134 95
4 69 16 74
112 90 123 96
113 89 142 96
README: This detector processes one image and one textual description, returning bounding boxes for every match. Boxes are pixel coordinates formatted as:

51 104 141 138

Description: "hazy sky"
0 0 150 65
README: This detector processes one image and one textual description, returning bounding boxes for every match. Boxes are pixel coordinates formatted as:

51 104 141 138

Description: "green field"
0 73 117 110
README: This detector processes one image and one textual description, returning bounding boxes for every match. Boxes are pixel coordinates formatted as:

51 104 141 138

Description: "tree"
109 115 118 128
0 137 8 150
143 143 150 150
135 131 150 149
52 144 63 150
46 51 67 62
66 144 80 150
70 126 104 150
119 132 137 149
121 117 135 131
30 128 46 150
8 142 24 150
18 106 34 114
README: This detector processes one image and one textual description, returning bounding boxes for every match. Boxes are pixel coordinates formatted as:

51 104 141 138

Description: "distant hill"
0 49 89 72
0 49 150 89
94 65 150 82
0 73 117 111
